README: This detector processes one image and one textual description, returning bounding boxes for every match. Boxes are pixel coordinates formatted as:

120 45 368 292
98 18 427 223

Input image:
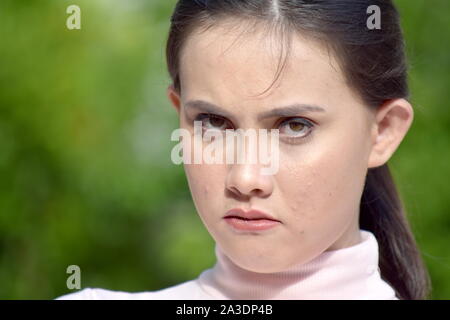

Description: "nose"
225 163 274 199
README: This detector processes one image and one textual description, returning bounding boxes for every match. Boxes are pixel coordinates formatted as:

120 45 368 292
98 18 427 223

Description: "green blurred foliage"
0 0 448 299
391 0 450 300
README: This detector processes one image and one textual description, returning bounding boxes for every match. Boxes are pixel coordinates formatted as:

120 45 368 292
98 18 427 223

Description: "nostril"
228 186 264 198
229 186 243 197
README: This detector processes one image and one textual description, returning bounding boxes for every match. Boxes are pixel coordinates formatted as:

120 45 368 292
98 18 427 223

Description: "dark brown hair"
165 0 432 300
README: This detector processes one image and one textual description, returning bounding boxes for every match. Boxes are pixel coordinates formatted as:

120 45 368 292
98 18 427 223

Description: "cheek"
184 164 226 212
181 124 223 203
276 130 369 223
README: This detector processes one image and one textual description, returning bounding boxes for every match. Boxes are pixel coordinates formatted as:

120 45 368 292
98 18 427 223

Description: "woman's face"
167 20 378 273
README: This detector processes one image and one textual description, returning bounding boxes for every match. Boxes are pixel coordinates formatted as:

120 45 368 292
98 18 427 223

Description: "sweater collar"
197 229 398 299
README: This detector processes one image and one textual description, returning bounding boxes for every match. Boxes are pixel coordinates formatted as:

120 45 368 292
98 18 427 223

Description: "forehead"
179 19 347 109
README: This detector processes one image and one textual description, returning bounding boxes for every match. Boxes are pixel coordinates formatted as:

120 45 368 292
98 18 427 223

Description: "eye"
194 113 233 131
279 117 314 139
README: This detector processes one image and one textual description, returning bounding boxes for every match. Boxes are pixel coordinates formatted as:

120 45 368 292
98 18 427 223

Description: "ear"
167 84 181 115
368 98 414 169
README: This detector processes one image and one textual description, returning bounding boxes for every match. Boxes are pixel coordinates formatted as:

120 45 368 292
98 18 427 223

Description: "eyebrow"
184 100 326 121
257 104 326 120
184 100 235 120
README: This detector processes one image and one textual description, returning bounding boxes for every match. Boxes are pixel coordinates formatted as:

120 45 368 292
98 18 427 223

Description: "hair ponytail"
361 164 432 299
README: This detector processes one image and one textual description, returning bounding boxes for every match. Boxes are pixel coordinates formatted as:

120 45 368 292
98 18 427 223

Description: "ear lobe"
367 98 414 169
167 84 181 115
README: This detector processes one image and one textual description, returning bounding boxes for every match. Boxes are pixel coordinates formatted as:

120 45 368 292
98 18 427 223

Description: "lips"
224 208 280 222
223 208 281 232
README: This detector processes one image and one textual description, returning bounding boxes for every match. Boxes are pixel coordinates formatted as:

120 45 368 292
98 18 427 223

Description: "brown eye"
209 115 226 128
289 121 305 132
279 118 313 138
194 113 232 131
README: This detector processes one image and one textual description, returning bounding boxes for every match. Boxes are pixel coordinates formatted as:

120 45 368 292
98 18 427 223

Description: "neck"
197 229 398 299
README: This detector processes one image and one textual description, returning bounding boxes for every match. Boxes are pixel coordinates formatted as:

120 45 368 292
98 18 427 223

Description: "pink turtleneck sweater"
55 229 399 300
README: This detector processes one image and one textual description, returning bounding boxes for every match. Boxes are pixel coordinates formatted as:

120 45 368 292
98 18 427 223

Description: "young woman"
57 0 432 300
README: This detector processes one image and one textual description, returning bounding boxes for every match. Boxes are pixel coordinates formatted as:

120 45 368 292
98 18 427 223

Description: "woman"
56 0 432 300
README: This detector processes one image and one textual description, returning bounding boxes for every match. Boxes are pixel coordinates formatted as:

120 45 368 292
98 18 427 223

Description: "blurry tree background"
0 0 448 299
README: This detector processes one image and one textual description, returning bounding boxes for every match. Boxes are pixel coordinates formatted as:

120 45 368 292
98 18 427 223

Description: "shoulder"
54 287 136 300
54 279 209 300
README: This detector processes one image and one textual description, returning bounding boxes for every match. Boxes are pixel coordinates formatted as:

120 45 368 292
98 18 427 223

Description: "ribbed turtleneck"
55 229 399 300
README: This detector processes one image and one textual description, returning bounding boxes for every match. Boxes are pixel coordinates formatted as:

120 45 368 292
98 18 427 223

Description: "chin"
227 246 291 273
